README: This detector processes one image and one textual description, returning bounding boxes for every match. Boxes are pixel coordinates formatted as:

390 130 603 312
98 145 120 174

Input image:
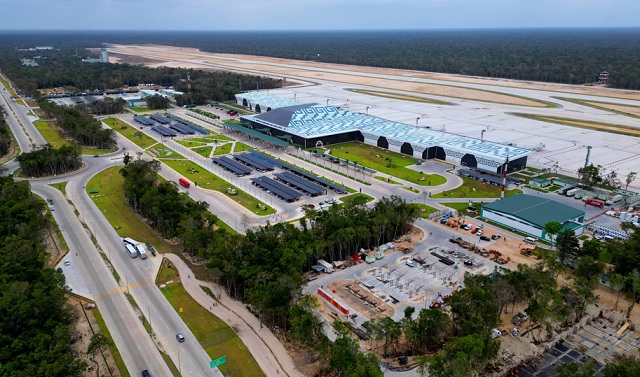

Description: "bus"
178 178 190 188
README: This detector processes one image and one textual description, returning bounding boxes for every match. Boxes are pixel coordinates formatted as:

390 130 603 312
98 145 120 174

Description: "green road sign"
210 355 226 368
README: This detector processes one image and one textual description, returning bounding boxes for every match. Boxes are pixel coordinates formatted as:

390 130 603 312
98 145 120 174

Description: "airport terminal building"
481 194 585 241
235 92 530 174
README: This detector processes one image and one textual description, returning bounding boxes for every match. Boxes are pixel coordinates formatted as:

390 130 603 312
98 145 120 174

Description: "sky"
3 0 640 30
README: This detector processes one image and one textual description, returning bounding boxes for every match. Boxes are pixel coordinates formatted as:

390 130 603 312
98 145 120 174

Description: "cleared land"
345 88 453 105
432 176 522 198
103 118 158 149
510 113 640 137
108 45 551 107
328 141 446 186
158 264 264 377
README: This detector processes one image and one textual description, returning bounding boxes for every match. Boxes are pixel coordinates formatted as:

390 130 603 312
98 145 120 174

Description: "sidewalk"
163 254 303 377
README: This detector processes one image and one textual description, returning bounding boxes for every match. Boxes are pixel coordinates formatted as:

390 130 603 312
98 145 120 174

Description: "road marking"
93 278 155 299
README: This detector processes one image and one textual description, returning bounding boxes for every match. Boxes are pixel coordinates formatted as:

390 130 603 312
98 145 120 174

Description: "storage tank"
619 212 627 220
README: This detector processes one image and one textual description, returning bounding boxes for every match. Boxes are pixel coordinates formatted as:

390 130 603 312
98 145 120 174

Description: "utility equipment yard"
306 227 501 325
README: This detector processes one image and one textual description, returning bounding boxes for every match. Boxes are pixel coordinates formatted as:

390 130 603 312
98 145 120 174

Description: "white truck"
123 237 147 259
566 188 579 197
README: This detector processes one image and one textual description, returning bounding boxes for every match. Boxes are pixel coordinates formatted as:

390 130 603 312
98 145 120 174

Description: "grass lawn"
33 120 72 148
233 142 253 153
598 249 613 263
189 134 233 143
192 146 213 157
328 142 446 186
159 266 264 377
93 308 132 377
34 120 115 155
129 107 151 113
177 139 207 148
50 181 68 195
213 143 232 155
86 167 183 254
432 176 522 198
411 203 440 218
374 176 402 185
161 159 274 215
103 118 157 149
341 193 374 205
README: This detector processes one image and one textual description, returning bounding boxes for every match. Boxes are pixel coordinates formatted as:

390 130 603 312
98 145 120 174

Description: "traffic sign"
210 355 226 368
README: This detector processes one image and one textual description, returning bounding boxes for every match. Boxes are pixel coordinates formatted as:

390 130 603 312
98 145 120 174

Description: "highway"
1 76 223 376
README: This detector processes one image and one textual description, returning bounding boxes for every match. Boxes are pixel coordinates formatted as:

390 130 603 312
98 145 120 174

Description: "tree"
544 222 563 249
626 269 640 318
609 273 626 311
577 164 603 188
87 333 112 377
146 95 171 110
626 171 637 190
556 229 580 265
556 361 596 377
603 356 640 377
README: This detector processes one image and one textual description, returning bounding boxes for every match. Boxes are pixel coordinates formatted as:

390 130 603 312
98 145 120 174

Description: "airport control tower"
100 48 109 63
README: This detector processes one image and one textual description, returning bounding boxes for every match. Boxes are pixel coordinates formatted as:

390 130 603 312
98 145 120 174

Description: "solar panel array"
150 115 171 124
251 177 302 202
166 114 208 134
212 156 252 176
151 126 177 137
70 96 84 104
234 154 274 172
286 166 347 194
169 123 195 135
84 95 98 103
247 151 346 194
275 171 326 196
134 117 154 126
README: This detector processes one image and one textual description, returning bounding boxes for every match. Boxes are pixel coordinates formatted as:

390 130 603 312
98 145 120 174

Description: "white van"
523 237 537 244
406 260 415 268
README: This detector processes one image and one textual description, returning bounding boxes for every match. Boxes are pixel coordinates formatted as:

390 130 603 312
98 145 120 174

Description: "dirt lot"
68 297 120 377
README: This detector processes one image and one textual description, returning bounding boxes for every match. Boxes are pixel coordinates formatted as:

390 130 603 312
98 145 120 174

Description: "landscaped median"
432 176 521 198
157 263 264 377
102 117 157 149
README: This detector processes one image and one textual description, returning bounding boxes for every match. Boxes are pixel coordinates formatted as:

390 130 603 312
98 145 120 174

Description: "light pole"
366 106 370 115
326 98 330 106
416 117 421 127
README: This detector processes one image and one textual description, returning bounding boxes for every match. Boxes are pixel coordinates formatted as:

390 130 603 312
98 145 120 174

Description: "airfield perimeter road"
108 45 640 181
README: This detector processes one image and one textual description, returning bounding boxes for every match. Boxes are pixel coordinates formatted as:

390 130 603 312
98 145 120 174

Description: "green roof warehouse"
481 194 585 242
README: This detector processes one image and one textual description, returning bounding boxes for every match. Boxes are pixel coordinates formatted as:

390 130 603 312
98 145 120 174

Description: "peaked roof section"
483 194 585 228
236 92 301 109
252 104 315 128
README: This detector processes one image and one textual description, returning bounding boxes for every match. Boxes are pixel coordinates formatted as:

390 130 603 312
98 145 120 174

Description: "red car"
471 228 478 234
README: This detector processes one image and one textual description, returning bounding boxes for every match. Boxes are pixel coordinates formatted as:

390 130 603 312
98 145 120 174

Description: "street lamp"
416 117 421 127
366 106 370 115
326 98 330 106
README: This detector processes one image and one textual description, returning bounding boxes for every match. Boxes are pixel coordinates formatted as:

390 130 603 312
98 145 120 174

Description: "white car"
476 224 484 229
477 230 484 236
491 329 502 339
64 259 70 266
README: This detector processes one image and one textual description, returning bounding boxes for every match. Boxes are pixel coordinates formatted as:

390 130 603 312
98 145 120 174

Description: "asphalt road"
0 82 46 148
30 181 173 376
